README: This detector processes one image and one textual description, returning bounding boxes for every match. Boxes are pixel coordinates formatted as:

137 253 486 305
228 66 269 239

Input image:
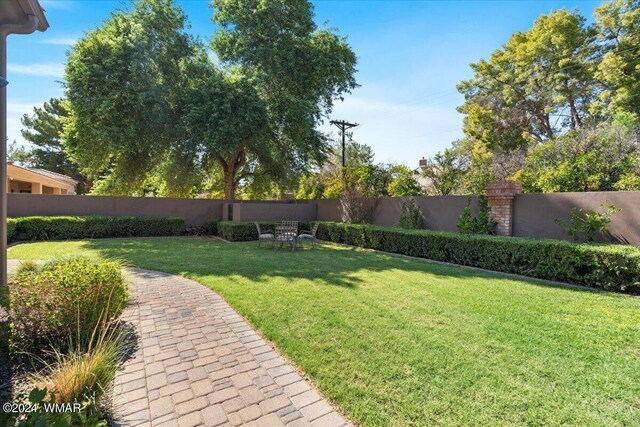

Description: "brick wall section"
485 181 522 236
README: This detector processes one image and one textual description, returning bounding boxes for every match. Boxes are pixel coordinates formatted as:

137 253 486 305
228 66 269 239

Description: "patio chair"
255 222 274 248
274 221 298 251
298 223 319 248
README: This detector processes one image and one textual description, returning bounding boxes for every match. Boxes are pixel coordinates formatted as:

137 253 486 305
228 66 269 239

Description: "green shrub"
555 203 620 242
217 221 314 241
397 198 423 229
205 220 218 236
316 222 640 293
457 197 497 235
9 215 185 241
7 218 17 242
8 258 127 353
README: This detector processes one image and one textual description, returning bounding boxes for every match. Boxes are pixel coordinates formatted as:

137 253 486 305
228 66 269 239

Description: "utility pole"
330 119 358 167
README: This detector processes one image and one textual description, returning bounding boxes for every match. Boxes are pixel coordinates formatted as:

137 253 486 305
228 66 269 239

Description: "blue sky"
7 0 601 169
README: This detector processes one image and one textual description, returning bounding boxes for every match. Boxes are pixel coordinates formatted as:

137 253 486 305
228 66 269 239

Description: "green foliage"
7 218 16 242
458 9 596 148
15 260 40 275
518 116 640 192
205 220 219 236
447 3 640 196
216 221 313 242
595 0 640 116
31 322 123 407
0 387 107 426
387 165 423 197
180 65 269 199
298 140 420 200
330 140 375 168
64 0 203 196
210 0 358 199
555 204 621 242
316 222 640 293
421 147 468 195
7 258 127 353
614 173 640 190
7 140 33 165
9 216 185 241
457 197 497 235
397 199 423 229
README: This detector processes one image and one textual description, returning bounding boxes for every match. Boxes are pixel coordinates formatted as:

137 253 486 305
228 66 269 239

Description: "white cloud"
38 37 77 46
7 63 64 78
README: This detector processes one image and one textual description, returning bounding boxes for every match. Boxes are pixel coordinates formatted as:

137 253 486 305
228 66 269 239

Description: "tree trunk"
223 167 236 200
568 98 582 129
219 145 247 200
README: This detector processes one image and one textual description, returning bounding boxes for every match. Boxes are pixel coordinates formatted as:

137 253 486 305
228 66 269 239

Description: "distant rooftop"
8 162 78 185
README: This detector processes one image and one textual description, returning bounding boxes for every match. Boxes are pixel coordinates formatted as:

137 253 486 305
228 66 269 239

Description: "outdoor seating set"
255 221 319 251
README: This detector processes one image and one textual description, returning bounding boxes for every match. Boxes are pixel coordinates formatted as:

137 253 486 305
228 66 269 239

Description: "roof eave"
19 0 49 32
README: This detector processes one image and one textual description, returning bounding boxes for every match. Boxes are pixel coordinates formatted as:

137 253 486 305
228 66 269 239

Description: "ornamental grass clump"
31 320 124 405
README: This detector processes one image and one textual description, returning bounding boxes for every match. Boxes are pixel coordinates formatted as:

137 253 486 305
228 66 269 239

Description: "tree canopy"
422 2 640 195
63 0 201 196
209 0 358 198
62 0 358 199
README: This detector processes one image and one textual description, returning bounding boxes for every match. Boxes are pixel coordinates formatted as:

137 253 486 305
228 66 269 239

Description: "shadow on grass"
78 237 610 296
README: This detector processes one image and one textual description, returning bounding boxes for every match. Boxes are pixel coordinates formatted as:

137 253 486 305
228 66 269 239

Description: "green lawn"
8 238 640 426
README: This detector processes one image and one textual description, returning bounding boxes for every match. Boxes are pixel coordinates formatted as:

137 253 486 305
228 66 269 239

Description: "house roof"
7 162 78 186
29 168 78 186
0 0 49 31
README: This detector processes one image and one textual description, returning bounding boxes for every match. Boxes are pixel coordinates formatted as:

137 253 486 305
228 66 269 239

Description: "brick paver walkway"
112 268 349 427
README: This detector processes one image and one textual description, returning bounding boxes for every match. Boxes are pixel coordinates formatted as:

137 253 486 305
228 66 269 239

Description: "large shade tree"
209 0 358 199
458 9 597 149
63 0 204 196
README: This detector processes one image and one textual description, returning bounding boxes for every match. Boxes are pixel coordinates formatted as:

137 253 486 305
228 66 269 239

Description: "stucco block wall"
513 192 640 244
7 191 640 244
231 201 316 222
316 196 475 231
7 194 223 226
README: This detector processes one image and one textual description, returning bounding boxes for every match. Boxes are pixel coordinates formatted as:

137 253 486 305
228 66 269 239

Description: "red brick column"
485 181 522 236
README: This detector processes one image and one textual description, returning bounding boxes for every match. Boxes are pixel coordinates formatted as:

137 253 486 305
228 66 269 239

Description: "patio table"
274 221 298 251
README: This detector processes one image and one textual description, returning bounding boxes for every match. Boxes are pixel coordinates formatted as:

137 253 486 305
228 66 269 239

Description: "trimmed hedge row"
316 222 640 293
7 218 16 242
216 221 314 242
8 216 185 241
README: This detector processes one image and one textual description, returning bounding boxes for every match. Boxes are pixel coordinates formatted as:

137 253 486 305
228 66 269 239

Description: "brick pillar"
485 181 522 236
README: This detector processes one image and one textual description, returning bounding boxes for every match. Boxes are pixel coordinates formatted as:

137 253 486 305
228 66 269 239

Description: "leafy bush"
555 204 620 242
457 197 497 235
206 220 219 236
217 221 313 241
397 198 423 229
8 215 185 242
316 222 640 293
8 258 127 353
7 218 16 242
